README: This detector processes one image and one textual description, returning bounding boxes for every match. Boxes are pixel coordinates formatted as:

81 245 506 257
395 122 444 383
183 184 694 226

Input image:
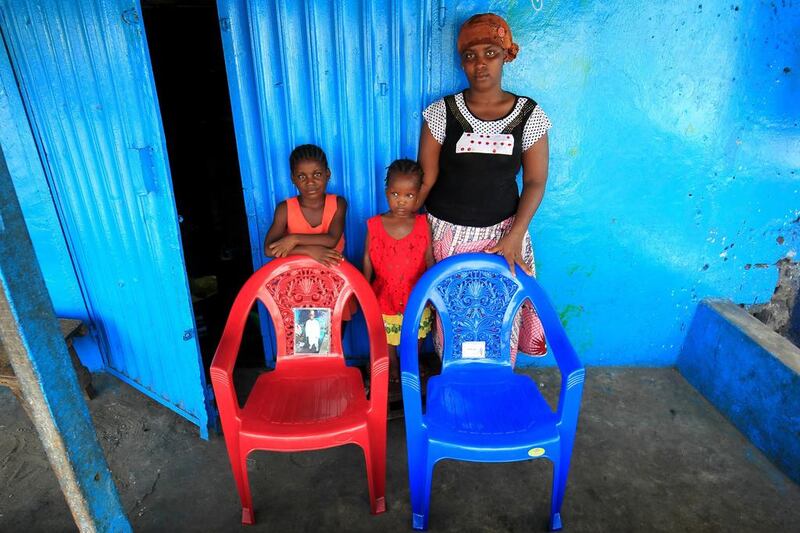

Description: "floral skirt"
383 306 434 346
428 213 547 365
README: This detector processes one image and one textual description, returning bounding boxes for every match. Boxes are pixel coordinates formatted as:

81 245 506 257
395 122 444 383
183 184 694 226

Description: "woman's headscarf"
457 13 519 62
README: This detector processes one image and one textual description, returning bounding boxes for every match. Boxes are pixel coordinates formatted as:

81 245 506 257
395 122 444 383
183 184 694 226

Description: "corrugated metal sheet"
0 0 209 434
218 0 439 358
0 42 105 369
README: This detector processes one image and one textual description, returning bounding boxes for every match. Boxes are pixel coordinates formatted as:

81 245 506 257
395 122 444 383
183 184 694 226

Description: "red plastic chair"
210 257 389 525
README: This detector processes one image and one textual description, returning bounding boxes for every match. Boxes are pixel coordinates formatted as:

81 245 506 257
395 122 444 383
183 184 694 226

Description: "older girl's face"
291 159 330 200
461 43 505 89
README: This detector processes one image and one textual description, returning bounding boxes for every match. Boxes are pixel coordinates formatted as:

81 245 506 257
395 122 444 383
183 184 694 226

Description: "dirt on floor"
1 367 799 532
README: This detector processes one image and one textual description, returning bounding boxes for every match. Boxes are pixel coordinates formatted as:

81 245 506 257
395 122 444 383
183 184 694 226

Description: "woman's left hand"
486 232 531 277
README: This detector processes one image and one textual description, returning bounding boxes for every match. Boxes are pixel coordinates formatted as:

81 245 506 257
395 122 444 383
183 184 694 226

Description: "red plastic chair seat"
241 359 368 437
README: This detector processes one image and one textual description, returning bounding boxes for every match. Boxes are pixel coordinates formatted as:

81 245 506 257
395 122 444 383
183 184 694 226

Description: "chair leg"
409 451 434 531
226 450 254 525
362 429 387 514
549 449 571 531
239 455 256 525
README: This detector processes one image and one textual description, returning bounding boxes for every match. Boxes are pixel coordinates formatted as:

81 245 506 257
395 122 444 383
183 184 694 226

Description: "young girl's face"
385 173 421 218
291 159 330 200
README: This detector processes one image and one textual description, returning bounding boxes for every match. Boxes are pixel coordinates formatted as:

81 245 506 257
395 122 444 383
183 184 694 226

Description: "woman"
416 13 551 362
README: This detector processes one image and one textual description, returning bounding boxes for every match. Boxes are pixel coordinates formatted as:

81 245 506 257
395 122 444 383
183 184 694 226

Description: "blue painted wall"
0 144 131 532
678 299 800 484
493 0 799 365
221 0 799 365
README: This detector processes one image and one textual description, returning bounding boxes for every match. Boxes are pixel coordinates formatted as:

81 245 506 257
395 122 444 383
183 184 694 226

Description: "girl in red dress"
362 159 434 383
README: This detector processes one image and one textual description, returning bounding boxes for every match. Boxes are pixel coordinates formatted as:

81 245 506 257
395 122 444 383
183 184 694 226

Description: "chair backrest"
414 254 538 369
228 257 371 362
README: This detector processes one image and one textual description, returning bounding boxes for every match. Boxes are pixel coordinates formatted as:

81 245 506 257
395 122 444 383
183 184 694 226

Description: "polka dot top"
422 92 551 151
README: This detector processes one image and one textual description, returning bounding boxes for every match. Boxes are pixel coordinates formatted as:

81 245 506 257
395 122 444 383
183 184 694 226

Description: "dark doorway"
142 0 263 368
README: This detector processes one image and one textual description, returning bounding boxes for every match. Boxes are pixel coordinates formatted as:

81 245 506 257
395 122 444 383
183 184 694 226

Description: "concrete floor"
1 368 798 532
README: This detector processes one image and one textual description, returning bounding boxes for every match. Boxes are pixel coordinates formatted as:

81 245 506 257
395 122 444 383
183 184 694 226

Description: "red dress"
367 214 430 315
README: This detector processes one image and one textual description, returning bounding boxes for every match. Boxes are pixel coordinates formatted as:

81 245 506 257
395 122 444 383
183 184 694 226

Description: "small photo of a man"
293 308 331 355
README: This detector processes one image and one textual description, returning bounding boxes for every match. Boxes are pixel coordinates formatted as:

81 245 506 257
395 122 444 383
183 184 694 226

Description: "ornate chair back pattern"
262 267 348 359
435 269 521 366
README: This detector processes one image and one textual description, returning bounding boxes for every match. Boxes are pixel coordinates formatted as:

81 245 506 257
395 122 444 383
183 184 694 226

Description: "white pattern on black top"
422 93 551 151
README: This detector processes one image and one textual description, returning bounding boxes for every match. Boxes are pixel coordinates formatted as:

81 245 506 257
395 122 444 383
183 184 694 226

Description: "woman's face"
461 43 505 89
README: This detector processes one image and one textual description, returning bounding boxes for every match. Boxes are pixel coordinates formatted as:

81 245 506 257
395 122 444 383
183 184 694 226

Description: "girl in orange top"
264 144 347 267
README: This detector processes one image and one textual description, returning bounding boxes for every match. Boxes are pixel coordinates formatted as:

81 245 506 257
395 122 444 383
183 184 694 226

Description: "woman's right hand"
485 231 531 277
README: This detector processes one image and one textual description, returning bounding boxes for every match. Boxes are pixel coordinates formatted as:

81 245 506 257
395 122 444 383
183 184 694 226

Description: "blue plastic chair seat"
426 364 559 454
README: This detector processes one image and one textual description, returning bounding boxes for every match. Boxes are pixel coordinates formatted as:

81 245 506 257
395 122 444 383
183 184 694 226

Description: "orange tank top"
285 194 345 253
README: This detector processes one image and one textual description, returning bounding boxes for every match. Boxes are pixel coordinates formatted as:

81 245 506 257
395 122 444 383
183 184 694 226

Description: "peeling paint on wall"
750 258 800 346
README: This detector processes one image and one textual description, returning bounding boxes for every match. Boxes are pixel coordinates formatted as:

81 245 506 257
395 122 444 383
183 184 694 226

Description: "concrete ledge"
678 299 800 485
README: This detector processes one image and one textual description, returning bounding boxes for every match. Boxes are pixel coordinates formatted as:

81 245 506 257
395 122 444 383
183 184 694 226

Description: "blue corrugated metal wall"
217 0 432 360
0 39 103 371
220 0 799 366
0 0 210 435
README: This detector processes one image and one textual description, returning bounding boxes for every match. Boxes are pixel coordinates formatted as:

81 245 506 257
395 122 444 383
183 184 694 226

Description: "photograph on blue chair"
293 308 331 355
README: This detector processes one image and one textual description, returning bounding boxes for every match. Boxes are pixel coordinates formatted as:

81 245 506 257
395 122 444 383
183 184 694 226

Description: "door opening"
142 0 264 369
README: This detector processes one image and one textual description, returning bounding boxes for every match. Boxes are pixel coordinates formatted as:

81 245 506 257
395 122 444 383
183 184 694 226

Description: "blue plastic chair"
400 253 585 531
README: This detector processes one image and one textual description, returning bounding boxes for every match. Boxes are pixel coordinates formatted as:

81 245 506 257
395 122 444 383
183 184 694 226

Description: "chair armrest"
366 308 389 418
337 261 389 418
399 290 428 430
539 320 585 427
555 365 585 431
210 365 240 427
210 297 250 420
209 340 242 455
518 275 585 427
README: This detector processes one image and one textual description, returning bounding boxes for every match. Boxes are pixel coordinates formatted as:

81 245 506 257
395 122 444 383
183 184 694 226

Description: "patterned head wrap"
457 13 519 62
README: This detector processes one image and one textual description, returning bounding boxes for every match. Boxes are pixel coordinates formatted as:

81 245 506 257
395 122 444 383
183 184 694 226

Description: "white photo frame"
292 307 331 355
